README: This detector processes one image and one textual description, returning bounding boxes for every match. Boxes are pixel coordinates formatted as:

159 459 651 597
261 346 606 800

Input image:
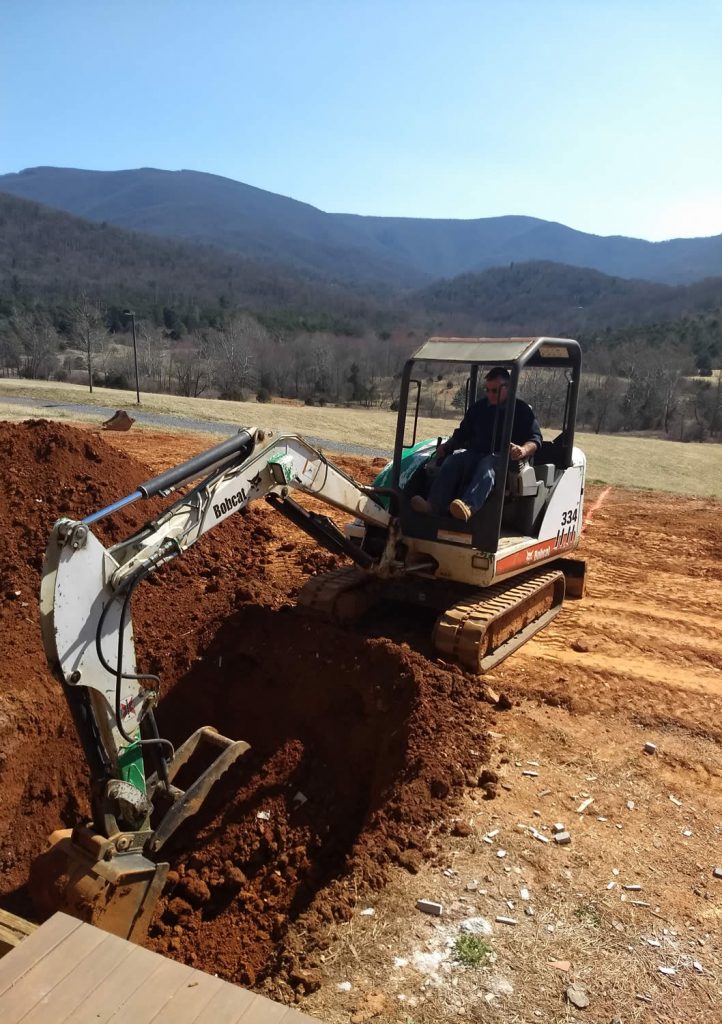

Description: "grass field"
1 377 721 499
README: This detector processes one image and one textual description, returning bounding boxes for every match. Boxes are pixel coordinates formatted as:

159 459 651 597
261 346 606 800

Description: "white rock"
460 916 493 936
566 983 590 1009
336 981 352 992
416 899 443 916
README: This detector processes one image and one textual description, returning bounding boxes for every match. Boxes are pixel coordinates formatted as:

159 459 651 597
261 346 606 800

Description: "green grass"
1 378 721 498
452 934 492 968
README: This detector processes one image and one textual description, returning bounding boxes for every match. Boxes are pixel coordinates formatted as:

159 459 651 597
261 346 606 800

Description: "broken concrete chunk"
494 915 518 926
566 982 590 1008
712 867 722 879
643 741 657 754
552 822 565 834
554 831 572 845
415 899 443 916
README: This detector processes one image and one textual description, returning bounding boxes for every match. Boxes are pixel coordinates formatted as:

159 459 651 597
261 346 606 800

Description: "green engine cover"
371 437 445 508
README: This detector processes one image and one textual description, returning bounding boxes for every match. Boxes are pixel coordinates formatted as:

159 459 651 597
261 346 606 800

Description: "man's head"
484 367 511 406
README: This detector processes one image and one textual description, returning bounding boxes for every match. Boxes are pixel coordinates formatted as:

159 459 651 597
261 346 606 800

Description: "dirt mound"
0 421 492 994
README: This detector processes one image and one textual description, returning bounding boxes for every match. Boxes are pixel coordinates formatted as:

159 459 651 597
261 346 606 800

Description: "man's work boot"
449 499 472 522
410 495 433 515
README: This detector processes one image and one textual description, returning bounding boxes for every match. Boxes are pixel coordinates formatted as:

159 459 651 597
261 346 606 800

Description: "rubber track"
297 565 374 623
433 569 566 673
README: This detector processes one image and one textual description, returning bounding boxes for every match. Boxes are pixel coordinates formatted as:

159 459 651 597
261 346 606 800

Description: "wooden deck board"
0 913 321 1024
0 913 80 997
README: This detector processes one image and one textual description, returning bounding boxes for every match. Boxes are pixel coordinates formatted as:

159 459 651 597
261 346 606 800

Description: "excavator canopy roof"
411 336 579 367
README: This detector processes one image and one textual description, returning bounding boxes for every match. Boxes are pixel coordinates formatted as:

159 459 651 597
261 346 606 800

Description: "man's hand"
510 442 533 461
435 442 448 462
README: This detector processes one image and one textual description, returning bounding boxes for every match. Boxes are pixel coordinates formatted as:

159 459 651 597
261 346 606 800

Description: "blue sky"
2 1 721 240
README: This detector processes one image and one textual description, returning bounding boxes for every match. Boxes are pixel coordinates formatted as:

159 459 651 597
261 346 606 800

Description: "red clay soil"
0 421 495 996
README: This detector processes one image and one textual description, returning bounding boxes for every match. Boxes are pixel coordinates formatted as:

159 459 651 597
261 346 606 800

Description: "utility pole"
123 310 141 404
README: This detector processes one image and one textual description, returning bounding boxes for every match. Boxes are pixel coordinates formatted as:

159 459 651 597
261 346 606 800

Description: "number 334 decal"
560 507 579 526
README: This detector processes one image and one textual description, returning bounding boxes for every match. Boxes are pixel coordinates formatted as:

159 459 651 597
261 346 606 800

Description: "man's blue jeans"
427 449 497 516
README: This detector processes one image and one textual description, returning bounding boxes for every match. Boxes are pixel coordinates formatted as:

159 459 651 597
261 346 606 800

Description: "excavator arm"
33 427 392 940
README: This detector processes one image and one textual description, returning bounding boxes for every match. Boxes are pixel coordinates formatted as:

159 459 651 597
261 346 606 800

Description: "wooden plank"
102 952 197 1021
278 1008 322 1023
0 915 106 1021
70 938 172 1024
197 980 264 1024
0 909 38 957
0 913 80 997
236 992 291 1022
141 967 225 1024
0 914 321 1024
17 929 135 1024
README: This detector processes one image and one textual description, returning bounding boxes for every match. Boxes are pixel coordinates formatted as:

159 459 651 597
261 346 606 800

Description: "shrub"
256 387 271 403
452 934 490 968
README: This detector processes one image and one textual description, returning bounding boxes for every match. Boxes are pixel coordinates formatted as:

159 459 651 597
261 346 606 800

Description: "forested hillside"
1 188 720 443
3 166 722 285
0 192 388 334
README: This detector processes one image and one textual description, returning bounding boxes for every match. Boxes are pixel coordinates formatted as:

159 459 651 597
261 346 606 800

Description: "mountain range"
2 166 722 290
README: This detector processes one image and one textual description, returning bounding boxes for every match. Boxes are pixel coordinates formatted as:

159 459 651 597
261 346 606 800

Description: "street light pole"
124 310 141 404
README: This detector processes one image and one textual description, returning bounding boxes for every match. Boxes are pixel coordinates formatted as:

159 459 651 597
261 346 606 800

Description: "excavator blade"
28 827 168 943
433 568 566 673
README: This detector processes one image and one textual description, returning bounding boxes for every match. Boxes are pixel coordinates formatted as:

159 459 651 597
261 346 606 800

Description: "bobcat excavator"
34 336 586 943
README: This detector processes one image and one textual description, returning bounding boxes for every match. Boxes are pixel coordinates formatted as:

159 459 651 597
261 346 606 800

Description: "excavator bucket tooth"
28 827 168 944
433 569 566 674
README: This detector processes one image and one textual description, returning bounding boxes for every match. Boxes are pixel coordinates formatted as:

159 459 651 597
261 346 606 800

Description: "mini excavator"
34 337 586 941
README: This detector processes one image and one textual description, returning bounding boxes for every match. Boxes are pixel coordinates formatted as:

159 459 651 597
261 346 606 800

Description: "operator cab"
390 337 582 554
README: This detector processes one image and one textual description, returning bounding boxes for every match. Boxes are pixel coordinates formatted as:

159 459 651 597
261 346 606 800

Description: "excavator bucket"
28 727 249 942
28 827 168 944
101 409 136 431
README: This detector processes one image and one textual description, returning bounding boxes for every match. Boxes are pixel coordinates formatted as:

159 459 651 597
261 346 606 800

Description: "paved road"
2 394 393 459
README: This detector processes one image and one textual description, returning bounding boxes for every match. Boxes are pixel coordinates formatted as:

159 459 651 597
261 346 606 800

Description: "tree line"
1 300 719 442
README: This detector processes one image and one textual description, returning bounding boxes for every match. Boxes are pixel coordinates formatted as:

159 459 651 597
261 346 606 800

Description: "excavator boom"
34 428 391 941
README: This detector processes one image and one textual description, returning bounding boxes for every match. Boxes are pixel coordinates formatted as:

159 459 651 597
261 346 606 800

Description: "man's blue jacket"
445 397 542 456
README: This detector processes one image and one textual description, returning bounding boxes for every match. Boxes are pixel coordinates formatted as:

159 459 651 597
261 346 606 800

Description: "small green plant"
574 902 601 927
452 933 491 968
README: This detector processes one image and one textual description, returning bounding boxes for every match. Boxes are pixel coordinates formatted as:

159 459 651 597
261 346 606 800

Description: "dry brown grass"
303 702 722 1024
1 378 722 498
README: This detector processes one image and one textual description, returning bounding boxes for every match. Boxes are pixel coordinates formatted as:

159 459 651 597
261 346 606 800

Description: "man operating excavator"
411 366 542 522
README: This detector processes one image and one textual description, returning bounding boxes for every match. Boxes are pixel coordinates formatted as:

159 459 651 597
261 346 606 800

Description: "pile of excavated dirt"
0 421 494 994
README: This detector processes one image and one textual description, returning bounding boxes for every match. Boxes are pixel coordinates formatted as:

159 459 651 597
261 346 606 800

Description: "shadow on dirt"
148 601 425 982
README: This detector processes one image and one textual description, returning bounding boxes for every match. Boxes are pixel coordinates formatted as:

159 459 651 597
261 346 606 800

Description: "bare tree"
13 314 58 379
70 294 106 392
211 314 268 399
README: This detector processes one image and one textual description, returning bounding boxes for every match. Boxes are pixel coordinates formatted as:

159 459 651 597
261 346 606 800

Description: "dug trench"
0 421 495 995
